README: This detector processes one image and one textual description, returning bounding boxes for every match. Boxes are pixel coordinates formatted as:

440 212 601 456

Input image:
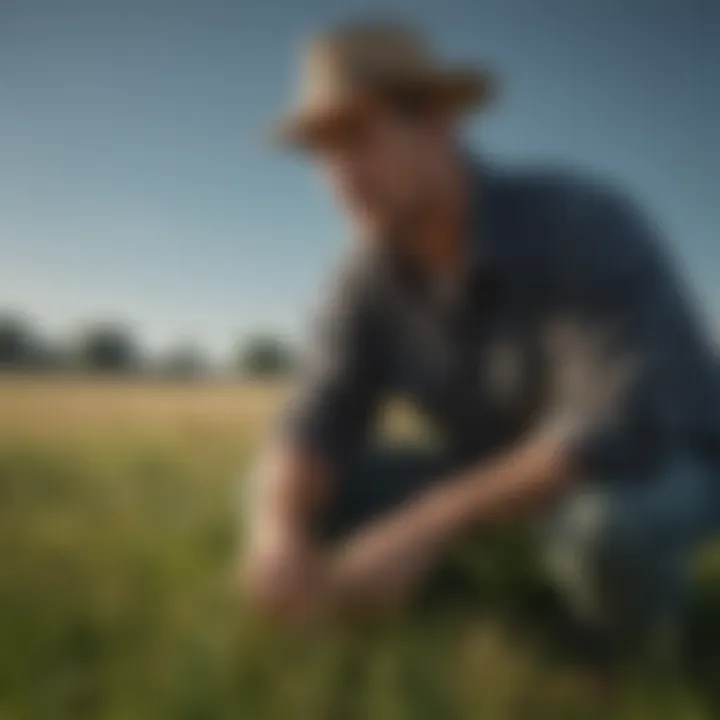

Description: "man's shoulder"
487 162 659 279
484 161 632 220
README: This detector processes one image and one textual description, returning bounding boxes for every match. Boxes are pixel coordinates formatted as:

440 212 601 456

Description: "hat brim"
272 67 496 149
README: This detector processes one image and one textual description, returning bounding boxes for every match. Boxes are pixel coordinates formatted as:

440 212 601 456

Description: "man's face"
309 101 446 246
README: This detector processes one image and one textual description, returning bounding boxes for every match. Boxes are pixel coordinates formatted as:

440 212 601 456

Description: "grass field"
1 377 719 719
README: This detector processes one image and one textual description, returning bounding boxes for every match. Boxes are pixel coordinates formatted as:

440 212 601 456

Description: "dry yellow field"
0 377 288 443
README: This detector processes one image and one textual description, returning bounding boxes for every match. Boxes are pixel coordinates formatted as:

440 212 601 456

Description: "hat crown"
299 23 436 104
276 20 493 147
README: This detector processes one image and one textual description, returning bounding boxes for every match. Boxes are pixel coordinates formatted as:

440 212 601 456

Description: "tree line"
0 313 297 379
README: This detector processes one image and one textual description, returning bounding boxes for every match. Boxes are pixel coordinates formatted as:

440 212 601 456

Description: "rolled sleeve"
548 193 711 476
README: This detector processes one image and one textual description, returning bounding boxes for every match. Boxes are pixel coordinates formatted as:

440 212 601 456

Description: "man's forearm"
243 442 334 619
327 435 573 613
248 443 329 541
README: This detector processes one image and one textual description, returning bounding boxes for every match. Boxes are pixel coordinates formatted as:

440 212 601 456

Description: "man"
243 21 720 660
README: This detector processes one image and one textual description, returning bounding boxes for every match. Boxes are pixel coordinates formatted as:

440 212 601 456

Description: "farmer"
243 20 720 662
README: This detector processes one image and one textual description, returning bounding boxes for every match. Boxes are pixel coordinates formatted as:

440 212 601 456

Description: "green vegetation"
0 378 719 719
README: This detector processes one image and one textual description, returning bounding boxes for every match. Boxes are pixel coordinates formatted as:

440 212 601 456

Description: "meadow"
1 377 719 719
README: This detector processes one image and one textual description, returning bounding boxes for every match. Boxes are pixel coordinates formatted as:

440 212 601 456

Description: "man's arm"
325 429 574 614
547 187 715 477
243 441 332 619
242 256 387 619
322 189 711 617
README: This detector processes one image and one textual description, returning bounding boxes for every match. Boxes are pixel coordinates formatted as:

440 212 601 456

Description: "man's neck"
413 152 471 279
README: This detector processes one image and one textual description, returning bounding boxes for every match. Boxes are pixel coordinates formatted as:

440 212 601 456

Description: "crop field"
1 377 719 719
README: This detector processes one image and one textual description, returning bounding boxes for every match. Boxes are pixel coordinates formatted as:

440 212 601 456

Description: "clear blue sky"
1 0 718 358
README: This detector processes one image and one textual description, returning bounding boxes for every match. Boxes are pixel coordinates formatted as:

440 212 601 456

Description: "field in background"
1 377 719 719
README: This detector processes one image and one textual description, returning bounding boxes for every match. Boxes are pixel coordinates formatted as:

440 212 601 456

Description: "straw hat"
275 21 496 147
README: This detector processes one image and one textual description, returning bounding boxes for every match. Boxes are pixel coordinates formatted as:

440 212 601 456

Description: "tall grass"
0 378 718 718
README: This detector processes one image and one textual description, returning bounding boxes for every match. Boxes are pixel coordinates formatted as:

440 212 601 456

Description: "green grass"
0 379 719 719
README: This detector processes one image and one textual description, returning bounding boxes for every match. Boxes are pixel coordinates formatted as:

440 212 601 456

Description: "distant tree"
76 323 139 373
237 334 296 378
0 314 39 368
34 339 70 372
159 342 208 380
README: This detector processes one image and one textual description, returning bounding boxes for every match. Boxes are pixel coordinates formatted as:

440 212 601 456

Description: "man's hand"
241 443 333 622
243 526 327 622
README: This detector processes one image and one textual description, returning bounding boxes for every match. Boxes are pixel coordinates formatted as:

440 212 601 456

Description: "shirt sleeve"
547 190 714 476
279 258 387 467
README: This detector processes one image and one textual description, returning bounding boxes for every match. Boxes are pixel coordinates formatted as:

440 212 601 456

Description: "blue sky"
0 0 718 358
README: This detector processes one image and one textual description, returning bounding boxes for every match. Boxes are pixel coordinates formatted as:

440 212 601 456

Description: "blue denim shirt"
284 161 720 478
